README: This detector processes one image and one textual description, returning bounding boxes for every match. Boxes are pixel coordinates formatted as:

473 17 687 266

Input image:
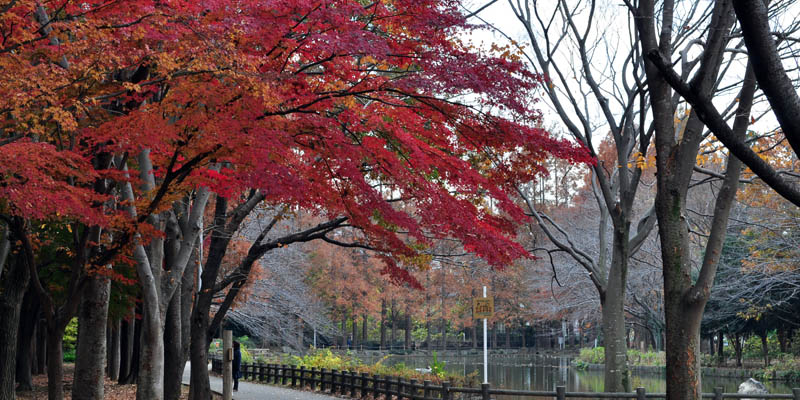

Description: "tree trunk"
362 314 367 349
521 323 527 349
390 301 396 350
472 321 477 349
404 308 411 351
109 319 120 380
121 309 142 385
341 317 347 349
46 326 65 400
164 283 182 400
602 234 631 393
36 319 46 376
352 316 358 349
380 300 386 350
425 319 431 350
137 302 165 400
730 333 743 367
760 332 769 367
0 257 30 400
118 308 135 384
188 297 212 400
16 288 39 392
73 275 110 400
717 332 724 366
777 329 788 353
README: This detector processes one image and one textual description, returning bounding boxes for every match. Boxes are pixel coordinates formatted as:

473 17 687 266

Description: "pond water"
358 354 797 399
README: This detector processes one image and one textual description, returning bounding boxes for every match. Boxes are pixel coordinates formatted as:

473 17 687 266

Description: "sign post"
473 287 494 384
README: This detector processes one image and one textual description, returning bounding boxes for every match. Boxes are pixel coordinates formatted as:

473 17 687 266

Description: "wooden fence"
211 359 800 400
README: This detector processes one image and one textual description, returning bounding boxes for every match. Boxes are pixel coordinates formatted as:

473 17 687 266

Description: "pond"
358 353 797 399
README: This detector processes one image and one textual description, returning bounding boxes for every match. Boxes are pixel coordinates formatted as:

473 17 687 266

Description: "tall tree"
632 0 758 398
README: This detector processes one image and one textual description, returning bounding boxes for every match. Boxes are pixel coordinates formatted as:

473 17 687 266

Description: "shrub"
63 349 76 363
578 347 605 364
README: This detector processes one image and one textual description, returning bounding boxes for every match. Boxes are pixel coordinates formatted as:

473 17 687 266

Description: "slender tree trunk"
46 326 65 400
521 323 527 349
505 325 511 349
404 308 411 351
164 283 182 400
390 301 396 350
603 232 631 393
777 329 788 353
362 315 367 349
36 319 46 376
137 302 165 400
341 317 347 348
73 275 111 400
380 300 386 350
119 308 134 384
491 322 497 349
16 288 39 392
717 332 724 366
759 332 769 367
730 333 743 367
472 321 477 349
109 320 120 380
352 316 358 349
425 319 431 351
0 257 30 400
389 299 396 350
121 310 142 385
188 296 212 400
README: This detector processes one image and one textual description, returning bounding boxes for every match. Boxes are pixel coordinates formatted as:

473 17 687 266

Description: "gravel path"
183 364 341 400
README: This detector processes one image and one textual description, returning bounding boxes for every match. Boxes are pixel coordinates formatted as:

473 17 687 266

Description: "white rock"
738 378 768 400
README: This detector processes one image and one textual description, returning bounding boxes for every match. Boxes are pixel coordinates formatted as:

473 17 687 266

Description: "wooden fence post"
299 366 306 387
409 378 417 400
556 385 566 400
374 374 383 398
291 365 297 387
792 388 800 400
396 376 404 399
714 387 723 400
320 368 328 392
637 387 646 400
423 380 431 399
361 372 369 398
482 383 491 400
441 381 451 400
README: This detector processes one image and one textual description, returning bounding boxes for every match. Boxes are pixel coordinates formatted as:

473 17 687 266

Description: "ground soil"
16 364 221 400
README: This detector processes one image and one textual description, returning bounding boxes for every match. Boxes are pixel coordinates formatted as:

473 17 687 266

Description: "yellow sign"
473 297 494 319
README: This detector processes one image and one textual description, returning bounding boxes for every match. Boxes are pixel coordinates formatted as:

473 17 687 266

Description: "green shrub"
63 349 76 363
578 347 604 364
577 347 665 367
63 318 78 352
430 351 446 378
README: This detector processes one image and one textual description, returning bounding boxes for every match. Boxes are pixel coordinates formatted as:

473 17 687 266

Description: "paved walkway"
182 364 341 400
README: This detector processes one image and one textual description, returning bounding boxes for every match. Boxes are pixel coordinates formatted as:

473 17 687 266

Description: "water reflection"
359 354 796 399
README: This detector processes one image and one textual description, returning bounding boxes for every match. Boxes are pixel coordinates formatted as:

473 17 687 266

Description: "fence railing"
210 359 800 400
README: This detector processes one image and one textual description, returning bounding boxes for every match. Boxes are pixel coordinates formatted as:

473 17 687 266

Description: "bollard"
481 383 491 400
556 385 566 400
714 387 724 400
